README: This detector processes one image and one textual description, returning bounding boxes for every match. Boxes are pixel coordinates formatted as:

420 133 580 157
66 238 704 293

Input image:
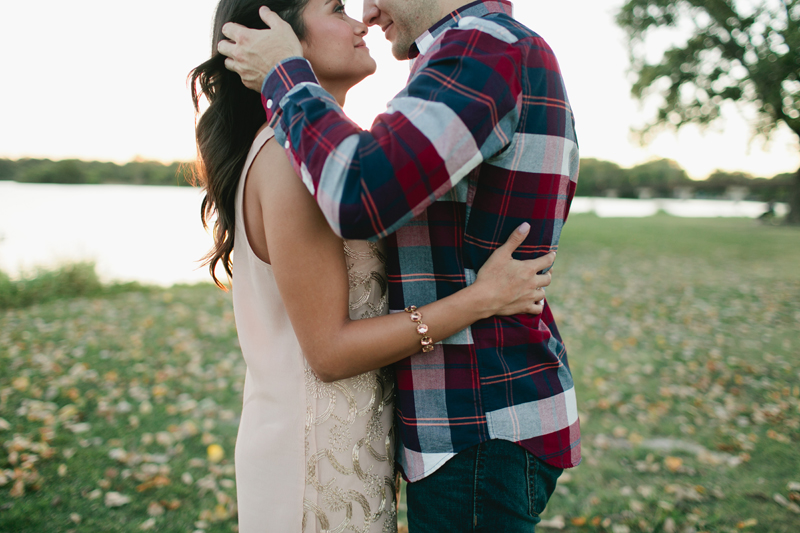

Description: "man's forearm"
262 28 524 240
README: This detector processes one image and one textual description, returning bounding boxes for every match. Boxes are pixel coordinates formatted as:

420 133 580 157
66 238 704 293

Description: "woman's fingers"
529 251 556 273
497 223 531 256
529 299 545 315
533 285 545 302
475 226 559 317
535 270 552 288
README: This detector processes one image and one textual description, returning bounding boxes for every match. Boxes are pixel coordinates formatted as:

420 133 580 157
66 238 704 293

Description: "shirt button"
284 140 290 149
266 99 273 109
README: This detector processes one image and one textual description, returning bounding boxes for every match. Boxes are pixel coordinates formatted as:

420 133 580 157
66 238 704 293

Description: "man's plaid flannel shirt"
263 0 581 481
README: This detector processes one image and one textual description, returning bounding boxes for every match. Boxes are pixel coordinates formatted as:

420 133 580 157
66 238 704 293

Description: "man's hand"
217 6 304 92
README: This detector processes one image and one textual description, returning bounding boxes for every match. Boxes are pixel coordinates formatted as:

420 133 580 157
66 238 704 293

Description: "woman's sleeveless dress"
232 127 396 533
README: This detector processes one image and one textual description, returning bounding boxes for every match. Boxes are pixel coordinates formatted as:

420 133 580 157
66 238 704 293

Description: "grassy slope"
538 215 800 532
0 287 243 533
1 215 798 532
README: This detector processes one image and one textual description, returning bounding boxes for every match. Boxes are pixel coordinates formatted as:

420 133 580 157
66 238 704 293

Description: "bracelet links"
405 306 434 353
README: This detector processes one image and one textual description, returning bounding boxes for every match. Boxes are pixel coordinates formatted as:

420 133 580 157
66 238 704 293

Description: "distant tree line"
0 156 792 203
615 0 800 222
0 158 193 187
577 158 793 202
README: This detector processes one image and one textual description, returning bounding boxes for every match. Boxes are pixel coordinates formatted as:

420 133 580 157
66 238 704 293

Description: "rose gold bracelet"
404 306 434 353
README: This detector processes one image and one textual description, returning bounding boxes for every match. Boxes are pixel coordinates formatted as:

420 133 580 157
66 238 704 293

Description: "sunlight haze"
1 0 798 180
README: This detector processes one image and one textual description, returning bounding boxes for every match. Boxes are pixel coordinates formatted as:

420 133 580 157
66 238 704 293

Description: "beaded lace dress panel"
302 239 397 533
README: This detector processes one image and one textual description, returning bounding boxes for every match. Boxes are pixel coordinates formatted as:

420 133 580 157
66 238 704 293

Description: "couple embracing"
190 0 581 531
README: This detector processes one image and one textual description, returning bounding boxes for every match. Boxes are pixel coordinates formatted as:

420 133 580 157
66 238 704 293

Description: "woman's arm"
250 140 553 382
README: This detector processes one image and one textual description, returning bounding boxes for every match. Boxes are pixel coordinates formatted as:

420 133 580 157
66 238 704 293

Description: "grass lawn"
536 214 800 532
1 214 798 532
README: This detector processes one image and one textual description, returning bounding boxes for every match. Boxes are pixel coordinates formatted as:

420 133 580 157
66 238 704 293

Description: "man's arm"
274 26 525 239
221 12 524 239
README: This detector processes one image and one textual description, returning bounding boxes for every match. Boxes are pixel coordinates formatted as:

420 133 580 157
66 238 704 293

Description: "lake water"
0 182 214 286
0 182 785 286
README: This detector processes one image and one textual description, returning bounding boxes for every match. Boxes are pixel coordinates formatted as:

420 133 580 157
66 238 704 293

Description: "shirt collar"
409 0 514 59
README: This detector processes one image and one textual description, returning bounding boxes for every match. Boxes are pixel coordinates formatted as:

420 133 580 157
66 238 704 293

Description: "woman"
189 0 555 531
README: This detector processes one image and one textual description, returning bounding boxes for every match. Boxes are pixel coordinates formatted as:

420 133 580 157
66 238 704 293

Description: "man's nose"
362 0 380 26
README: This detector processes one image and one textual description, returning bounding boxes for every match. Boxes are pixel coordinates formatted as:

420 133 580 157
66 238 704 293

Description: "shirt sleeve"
262 23 523 240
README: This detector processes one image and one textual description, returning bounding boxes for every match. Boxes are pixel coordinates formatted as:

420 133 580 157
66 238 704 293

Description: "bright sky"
1 0 798 180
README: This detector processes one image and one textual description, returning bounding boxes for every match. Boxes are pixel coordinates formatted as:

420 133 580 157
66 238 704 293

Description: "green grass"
535 215 800 532
0 262 147 310
1 215 798 532
0 285 240 533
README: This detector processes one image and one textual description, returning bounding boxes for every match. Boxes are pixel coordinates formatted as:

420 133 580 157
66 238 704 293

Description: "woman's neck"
319 80 348 107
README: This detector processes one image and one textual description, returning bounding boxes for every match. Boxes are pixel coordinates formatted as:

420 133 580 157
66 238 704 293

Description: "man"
219 0 580 529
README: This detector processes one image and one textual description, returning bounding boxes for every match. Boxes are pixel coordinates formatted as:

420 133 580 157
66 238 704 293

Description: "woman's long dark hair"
190 0 309 288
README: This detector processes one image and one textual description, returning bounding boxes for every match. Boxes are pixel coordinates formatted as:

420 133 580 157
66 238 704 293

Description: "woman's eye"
334 2 345 13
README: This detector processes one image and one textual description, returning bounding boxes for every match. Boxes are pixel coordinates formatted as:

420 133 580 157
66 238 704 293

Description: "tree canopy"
617 0 800 221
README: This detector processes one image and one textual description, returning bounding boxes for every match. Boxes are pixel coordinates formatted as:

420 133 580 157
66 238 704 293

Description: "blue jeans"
406 440 563 532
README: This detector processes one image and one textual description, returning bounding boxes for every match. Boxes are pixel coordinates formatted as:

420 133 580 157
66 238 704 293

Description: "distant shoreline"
1 156 794 202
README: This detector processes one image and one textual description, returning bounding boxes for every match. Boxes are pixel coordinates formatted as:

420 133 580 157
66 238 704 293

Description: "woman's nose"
352 18 368 36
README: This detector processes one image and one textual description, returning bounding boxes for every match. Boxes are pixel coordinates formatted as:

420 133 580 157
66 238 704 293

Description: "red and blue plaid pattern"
262 0 581 481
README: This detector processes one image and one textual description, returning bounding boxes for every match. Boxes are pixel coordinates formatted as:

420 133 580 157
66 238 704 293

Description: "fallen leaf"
538 515 565 529
160 499 182 510
10 478 25 498
104 492 131 508
767 429 791 444
612 426 628 438
774 493 800 514
136 475 171 492
207 444 224 463
665 456 683 472
214 504 228 520
12 376 30 392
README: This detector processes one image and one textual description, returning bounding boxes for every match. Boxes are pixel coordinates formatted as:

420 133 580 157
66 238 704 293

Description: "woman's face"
300 0 376 92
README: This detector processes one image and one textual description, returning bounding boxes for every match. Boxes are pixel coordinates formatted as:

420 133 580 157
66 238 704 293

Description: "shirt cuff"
261 57 319 124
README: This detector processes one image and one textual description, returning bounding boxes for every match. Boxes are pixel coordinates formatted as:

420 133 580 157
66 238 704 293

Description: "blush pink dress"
232 127 397 533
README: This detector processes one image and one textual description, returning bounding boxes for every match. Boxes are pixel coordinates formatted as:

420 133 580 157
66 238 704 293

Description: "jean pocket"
526 452 564 518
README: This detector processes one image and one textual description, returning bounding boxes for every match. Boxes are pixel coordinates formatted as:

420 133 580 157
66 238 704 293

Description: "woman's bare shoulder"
250 137 311 206
251 133 289 174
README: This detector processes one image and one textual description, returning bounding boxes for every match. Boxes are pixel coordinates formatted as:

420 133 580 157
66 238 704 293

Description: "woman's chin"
346 65 379 90
362 62 378 80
